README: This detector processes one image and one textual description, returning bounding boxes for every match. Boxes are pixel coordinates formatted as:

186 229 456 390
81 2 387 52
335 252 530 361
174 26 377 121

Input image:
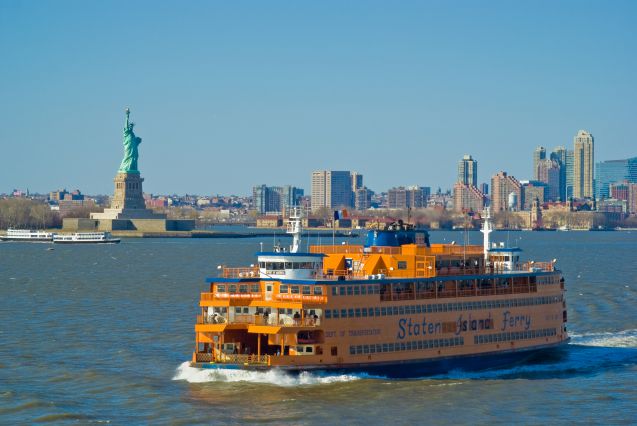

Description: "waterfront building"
610 182 629 201
595 157 637 200
565 149 574 199
311 170 355 212
573 130 594 199
253 185 281 214
536 159 561 201
533 146 546 181
453 183 485 213
457 155 478 186
491 171 521 212
550 146 568 201
628 183 637 215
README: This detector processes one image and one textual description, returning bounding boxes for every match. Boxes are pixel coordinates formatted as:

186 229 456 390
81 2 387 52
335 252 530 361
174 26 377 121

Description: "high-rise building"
457 155 478 186
565 149 574 199
573 130 594 199
253 185 281 214
354 187 373 211
453 183 485 213
280 185 304 214
550 146 567 201
533 146 546 181
628 183 637 215
491 171 522 212
521 181 547 210
387 186 427 209
536 159 561 201
311 170 354 212
480 183 489 196
594 157 637 199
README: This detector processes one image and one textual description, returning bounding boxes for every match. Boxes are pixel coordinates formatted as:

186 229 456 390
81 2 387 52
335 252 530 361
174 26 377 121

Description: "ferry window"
332 309 339 318
331 347 338 356
417 340 423 349
355 308 361 317
302 286 311 295
356 346 363 355
325 310 331 319
375 307 381 316
362 308 368 317
349 346 356 355
314 287 323 295
339 287 346 296
348 308 354 318
363 345 369 354
251 284 260 293
383 343 388 352
266 285 272 292
229 284 237 293
369 345 376 354
280 284 289 293
399 306 405 315
216 284 226 293
347 286 353 296
354 286 360 296
285 262 292 269
239 285 248 293
393 307 399 315
331 287 337 296
361 286 367 295
341 309 347 318
397 261 407 270
306 347 313 353
426 305 432 313
400 343 406 351
235 307 242 314
381 307 387 316
291 286 300 294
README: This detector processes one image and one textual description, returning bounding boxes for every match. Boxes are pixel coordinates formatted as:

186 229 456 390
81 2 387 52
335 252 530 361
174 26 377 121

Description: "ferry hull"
53 239 120 244
0 237 52 242
192 340 569 378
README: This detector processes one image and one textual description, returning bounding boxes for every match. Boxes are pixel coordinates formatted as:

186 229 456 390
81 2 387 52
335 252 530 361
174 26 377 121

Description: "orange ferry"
191 208 568 377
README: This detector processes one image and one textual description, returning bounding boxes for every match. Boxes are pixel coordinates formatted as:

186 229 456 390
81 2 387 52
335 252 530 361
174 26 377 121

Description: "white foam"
570 329 637 348
172 362 362 386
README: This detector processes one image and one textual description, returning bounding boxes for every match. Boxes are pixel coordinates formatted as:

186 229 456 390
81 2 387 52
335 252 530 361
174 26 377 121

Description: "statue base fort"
64 172 194 233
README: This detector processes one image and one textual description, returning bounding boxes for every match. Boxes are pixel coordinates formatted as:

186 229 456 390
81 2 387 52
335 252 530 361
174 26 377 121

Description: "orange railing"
275 294 328 304
194 352 270 365
222 267 260 278
310 245 364 254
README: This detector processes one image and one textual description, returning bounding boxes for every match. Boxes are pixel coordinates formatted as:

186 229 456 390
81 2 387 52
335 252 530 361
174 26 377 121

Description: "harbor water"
1 231 636 424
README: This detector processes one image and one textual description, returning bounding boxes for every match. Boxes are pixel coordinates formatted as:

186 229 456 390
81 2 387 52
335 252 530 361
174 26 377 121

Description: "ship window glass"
228 284 237 293
381 307 387 316
291 286 300 294
350 346 356 355
397 261 407 270
355 308 361 317
251 284 260 293
341 309 347 318
314 286 323 295
284 262 292 269
280 285 288 293
348 309 354 318
347 286 353 296
325 310 331 319
393 307 399 315
356 346 363 355
239 285 248 293
383 343 388 352
416 305 422 314
302 286 311 295
361 286 367 295
363 345 369 354
417 340 423 349
369 345 376 354
354 286 360 295
235 307 242 314
331 287 337 296
332 310 339 319
216 284 226 293
339 287 346 296
362 308 368 317
401 343 406 351
399 306 405 315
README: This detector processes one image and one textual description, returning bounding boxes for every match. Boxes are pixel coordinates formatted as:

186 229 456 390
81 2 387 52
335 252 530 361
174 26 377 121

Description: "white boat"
0 228 55 242
53 232 120 244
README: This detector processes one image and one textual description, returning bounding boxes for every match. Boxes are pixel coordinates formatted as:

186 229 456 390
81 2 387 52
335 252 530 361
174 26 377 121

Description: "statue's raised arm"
118 108 142 174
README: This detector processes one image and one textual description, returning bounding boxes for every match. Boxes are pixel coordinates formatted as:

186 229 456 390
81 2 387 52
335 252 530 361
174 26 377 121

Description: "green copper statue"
118 108 142 173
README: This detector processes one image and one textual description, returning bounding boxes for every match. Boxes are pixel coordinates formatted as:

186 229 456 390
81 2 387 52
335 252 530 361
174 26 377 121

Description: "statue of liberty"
118 108 142 173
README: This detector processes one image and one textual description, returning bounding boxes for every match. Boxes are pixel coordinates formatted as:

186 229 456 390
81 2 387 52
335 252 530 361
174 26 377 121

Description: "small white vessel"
0 228 55 242
53 232 120 244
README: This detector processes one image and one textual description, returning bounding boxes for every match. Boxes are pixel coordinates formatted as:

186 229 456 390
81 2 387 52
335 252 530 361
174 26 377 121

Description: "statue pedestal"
90 172 166 220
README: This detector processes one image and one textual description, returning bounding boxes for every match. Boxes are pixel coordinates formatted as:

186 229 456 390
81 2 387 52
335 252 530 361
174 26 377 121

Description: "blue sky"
1 1 635 195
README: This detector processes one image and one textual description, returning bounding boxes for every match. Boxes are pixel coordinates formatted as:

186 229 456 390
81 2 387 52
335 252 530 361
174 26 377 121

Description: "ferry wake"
190 208 569 377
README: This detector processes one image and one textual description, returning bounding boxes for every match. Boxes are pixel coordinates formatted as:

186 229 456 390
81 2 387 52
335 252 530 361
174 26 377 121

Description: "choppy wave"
172 362 365 386
569 329 637 348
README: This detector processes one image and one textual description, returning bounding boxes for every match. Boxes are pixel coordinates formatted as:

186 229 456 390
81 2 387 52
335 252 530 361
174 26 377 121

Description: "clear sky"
1 1 635 196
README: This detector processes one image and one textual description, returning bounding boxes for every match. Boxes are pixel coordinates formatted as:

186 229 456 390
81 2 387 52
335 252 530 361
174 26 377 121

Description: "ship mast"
286 206 302 253
480 206 492 261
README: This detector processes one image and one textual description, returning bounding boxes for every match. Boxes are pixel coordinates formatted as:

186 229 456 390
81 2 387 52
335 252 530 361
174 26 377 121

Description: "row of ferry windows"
215 284 323 296
258 262 318 270
474 328 557 344
331 285 381 296
349 337 464 356
323 295 563 320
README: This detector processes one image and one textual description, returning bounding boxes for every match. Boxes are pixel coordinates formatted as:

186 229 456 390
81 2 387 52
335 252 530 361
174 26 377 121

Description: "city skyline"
1 1 636 195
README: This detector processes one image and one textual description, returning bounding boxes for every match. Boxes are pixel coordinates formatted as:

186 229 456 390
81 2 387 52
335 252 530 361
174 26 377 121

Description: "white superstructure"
53 232 120 244
0 228 55 242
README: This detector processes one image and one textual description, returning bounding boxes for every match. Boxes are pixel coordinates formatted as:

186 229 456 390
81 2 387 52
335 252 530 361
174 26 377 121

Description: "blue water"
1 231 636 424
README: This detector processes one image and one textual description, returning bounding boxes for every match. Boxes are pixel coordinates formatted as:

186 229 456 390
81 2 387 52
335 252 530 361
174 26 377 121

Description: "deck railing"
194 352 270 365
222 267 260 278
197 313 321 328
